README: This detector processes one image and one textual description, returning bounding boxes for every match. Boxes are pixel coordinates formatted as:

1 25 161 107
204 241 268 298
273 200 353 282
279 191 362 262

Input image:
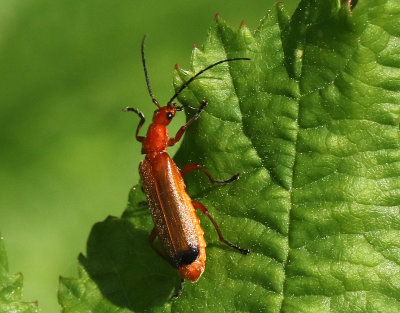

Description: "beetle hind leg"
149 227 170 262
192 200 250 255
181 163 239 185
171 278 185 300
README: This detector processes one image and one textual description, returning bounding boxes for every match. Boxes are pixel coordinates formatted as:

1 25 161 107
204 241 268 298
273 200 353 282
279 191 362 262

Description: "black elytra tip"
175 247 200 266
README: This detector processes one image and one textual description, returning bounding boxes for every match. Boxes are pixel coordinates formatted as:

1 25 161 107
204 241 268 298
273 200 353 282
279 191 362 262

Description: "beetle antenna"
168 57 250 107
141 35 160 108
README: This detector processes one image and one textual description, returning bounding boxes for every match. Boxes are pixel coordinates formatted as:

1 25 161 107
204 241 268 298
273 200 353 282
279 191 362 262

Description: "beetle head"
152 102 179 125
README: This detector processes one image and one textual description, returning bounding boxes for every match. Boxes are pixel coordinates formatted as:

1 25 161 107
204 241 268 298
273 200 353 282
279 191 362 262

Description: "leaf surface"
59 1 400 312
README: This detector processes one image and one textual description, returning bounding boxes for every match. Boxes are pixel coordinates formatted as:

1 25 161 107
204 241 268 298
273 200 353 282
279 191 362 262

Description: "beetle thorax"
142 124 169 154
142 104 177 155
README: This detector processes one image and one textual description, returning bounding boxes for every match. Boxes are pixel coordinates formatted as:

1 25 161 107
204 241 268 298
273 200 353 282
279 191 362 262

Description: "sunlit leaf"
59 1 400 312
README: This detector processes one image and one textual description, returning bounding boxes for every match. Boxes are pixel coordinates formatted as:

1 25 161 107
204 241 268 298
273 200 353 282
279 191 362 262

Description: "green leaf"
59 0 400 312
0 234 39 313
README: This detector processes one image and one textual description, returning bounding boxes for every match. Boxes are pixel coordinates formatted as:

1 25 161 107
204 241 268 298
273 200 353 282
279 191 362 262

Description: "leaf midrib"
278 5 382 312
193 4 377 312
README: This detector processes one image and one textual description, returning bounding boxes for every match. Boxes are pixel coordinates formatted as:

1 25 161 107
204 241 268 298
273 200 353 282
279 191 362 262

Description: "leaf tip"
175 63 179 70
240 19 245 26
215 12 220 20
193 43 198 49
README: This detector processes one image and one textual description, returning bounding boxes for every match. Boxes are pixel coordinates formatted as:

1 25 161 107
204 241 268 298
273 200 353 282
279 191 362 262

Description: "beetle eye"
167 112 173 120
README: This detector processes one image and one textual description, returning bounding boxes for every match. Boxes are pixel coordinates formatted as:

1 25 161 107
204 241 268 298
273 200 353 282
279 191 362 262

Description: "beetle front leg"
168 100 208 146
124 107 146 142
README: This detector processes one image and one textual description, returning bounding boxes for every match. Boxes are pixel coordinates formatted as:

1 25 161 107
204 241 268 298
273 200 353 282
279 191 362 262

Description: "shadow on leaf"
79 215 179 311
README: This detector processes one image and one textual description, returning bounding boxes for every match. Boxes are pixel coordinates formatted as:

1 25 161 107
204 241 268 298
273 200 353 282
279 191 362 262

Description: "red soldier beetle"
125 35 250 299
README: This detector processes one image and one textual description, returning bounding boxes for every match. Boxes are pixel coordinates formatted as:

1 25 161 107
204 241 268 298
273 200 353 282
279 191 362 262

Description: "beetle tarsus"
222 239 250 255
123 107 145 119
214 173 240 184
193 100 208 120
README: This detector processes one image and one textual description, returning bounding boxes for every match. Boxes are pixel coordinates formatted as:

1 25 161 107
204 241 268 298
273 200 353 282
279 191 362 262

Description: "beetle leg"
149 227 170 262
149 230 186 300
170 278 185 300
192 201 250 255
149 227 157 244
168 100 208 146
123 107 146 142
181 163 239 185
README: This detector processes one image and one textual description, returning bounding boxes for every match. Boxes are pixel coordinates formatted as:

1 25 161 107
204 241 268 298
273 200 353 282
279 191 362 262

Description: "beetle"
125 36 250 298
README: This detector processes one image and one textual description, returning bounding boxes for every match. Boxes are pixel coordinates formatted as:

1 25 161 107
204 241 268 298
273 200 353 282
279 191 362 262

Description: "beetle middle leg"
149 227 170 262
192 200 250 254
123 107 146 142
181 164 239 185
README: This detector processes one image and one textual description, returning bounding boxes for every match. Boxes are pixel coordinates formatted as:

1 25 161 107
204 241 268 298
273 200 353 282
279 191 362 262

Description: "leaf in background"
59 0 400 312
0 234 38 313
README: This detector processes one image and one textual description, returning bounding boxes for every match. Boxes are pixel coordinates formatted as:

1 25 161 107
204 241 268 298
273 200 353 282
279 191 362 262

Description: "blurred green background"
0 0 298 312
